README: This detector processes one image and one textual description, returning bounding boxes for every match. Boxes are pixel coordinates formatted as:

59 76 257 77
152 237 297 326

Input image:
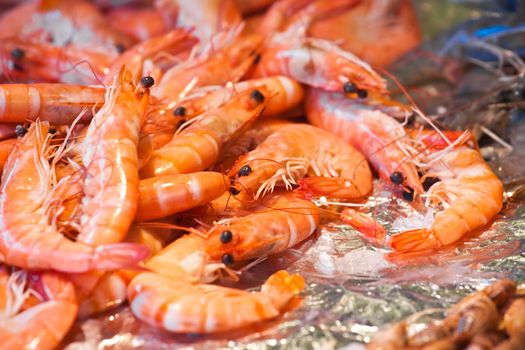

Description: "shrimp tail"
389 229 442 252
262 270 305 310
91 243 150 270
298 176 368 200
341 208 386 244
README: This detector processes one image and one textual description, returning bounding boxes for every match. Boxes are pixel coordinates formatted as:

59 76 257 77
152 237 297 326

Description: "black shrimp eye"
389 171 404 185
15 125 27 137
253 53 261 64
48 128 57 134
343 81 357 94
173 106 186 117
238 165 252 177
220 230 233 244
221 253 234 266
357 89 368 99
115 43 125 53
140 76 155 88
11 48 24 60
250 89 265 103
229 186 240 195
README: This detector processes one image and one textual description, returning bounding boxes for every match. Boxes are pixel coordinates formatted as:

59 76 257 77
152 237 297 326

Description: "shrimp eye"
402 189 414 202
140 76 155 88
389 171 404 184
48 128 57 135
357 89 368 99
238 165 252 177
173 106 186 117
10 48 24 60
253 53 261 64
221 253 234 266
220 230 233 243
15 125 27 137
229 186 240 195
343 82 357 94
250 89 265 103
115 43 125 53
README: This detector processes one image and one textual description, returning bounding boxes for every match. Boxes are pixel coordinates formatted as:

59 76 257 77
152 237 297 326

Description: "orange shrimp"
310 0 422 67
153 33 263 100
229 123 373 201
128 268 304 333
305 87 422 193
78 66 150 246
140 87 266 178
341 208 386 244
0 122 148 272
136 172 230 221
104 29 196 84
389 141 503 252
155 0 242 45
0 83 105 124
205 192 319 265
172 76 304 120
0 268 78 350
0 138 17 175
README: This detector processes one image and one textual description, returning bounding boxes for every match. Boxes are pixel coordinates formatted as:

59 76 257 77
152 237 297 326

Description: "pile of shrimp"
0 0 511 349
368 279 525 350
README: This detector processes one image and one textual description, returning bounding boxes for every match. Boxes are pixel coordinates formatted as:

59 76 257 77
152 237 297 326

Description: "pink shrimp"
0 122 148 272
229 123 373 201
0 267 78 350
305 87 423 193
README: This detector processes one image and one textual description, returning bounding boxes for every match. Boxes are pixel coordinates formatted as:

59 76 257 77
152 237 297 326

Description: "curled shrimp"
0 138 17 175
229 123 373 201
0 267 78 350
205 192 320 266
389 139 504 252
0 122 148 272
129 268 304 333
305 87 422 193
0 83 105 124
140 87 267 178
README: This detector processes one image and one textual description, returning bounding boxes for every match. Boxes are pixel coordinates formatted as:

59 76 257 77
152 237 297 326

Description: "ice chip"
337 248 390 275
392 210 435 232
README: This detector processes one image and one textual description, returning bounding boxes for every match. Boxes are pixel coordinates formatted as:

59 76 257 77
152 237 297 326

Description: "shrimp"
78 66 150 246
0 122 148 272
340 208 386 244
136 172 230 221
501 298 525 342
0 268 78 350
140 87 266 178
305 87 422 193
309 0 422 67
0 83 105 124
0 38 113 84
128 269 304 333
104 29 195 84
389 143 504 252
153 33 263 100
253 0 387 94
0 139 17 175
229 123 373 201
171 76 304 120
204 192 319 265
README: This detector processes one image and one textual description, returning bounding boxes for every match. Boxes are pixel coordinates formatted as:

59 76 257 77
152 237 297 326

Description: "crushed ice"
306 235 390 276
392 210 435 232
